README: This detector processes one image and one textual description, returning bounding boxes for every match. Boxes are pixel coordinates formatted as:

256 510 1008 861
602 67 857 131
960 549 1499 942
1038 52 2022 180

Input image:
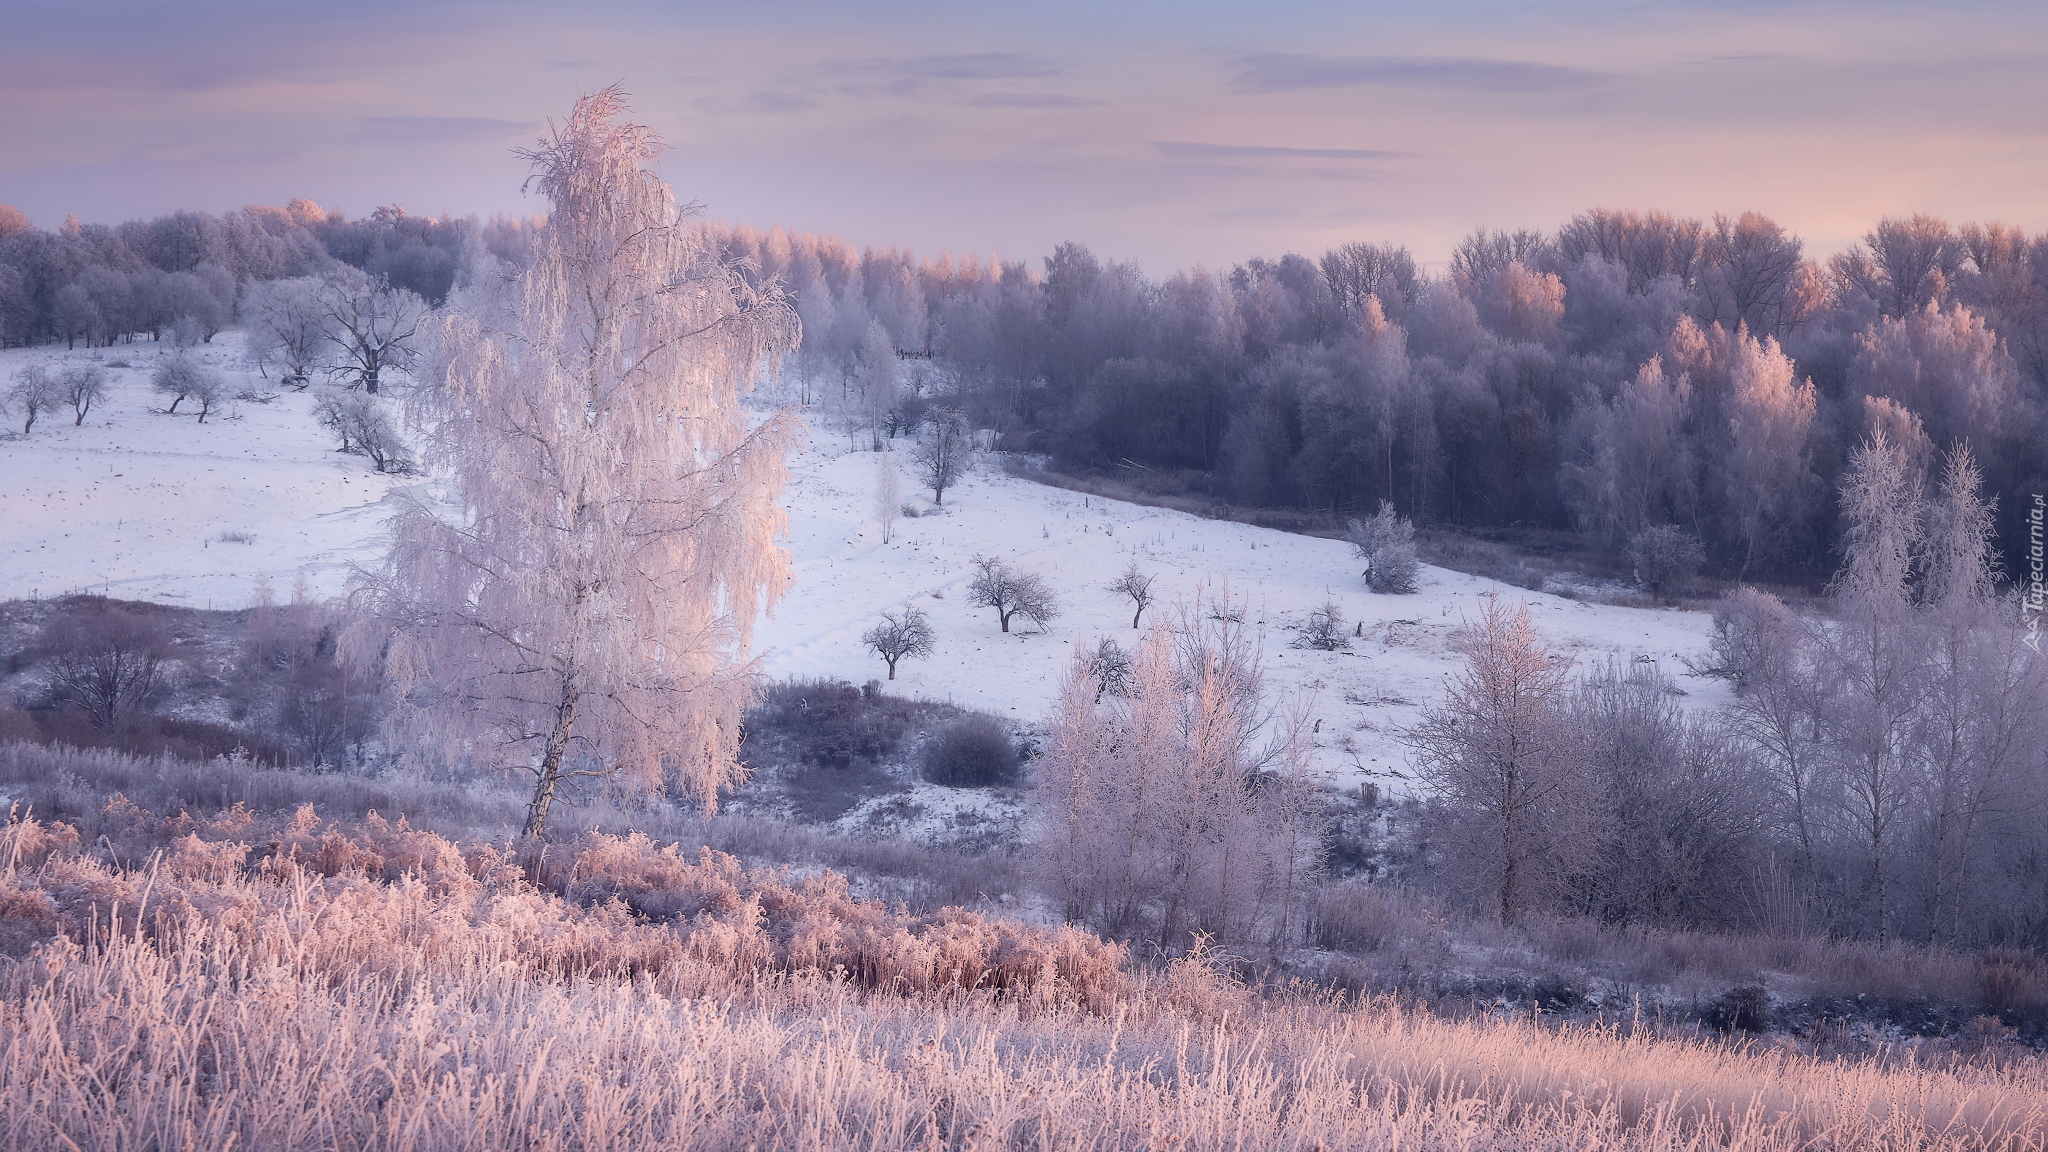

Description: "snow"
756 436 1732 794
0 335 1731 793
0 336 411 608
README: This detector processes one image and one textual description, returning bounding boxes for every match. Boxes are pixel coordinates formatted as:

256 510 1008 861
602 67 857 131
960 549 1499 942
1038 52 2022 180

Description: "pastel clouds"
0 1 2042 271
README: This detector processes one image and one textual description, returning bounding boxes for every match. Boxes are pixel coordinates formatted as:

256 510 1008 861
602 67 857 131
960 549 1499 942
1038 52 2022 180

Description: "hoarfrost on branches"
356 86 800 839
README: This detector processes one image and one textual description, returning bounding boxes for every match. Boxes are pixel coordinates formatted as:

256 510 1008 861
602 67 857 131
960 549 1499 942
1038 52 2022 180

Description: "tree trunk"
364 364 380 396
523 684 580 839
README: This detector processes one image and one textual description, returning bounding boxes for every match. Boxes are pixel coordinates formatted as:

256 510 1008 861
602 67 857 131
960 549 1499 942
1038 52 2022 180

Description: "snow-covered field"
0 336 411 608
0 335 1729 792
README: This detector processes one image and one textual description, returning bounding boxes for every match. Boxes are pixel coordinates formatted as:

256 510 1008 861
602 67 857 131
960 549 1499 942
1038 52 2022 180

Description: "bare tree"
967 553 1058 632
357 87 800 840
59 366 107 426
1032 610 1316 944
1831 214 1960 317
861 606 934 679
151 355 223 418
1108 561 1156 629
1404 598 1594 924
314 389 413 473
1702 211 1804 336
1817 427 1927 943
1712 586 1829 889
6 364 58 434
42 602 171 732
318 265 426 395
241 276 329 388
915 407 968 504
1319 241 1418 316
1911 447 2042 943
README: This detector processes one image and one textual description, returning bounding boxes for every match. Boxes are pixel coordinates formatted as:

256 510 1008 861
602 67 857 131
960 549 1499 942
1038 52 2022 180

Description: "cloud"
1231 54 1611 94
1216 205 1295 220
738 92 822 114
1155 141 1406 160
361 117 537 144
893 53 1062 80
964 92 1103 108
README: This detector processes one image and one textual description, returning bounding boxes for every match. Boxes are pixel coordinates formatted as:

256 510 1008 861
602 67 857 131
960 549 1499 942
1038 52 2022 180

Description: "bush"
746 679 916 771
1347 502 1421 594
1706 984 1773 1033
1295 601 1350 650
921 717 1019 787
1627 525 1705 597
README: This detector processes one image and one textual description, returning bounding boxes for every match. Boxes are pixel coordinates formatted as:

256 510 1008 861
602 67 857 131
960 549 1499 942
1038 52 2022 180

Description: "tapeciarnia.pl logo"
2025 493 2044 654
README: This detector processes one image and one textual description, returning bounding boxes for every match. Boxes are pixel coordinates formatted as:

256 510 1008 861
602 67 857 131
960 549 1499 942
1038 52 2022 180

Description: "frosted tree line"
8 194 2042 582
694 211 2047 586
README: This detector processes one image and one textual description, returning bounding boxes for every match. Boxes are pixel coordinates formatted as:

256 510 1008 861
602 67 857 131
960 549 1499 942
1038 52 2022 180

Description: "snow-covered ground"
0 335 412 608
758 437 1730 793
0 335 1730 793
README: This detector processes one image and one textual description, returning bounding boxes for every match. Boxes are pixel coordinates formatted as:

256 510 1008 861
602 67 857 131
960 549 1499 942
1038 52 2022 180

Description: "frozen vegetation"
2 90 2046 1151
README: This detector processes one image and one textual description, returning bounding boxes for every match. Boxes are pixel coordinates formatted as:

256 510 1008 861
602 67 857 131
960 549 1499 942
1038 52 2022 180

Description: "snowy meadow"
4 88 2048 1152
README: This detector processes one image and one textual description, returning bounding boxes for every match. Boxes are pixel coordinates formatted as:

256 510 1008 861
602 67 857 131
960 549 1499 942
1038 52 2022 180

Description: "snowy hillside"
0 335 1729 791
0 336 412 608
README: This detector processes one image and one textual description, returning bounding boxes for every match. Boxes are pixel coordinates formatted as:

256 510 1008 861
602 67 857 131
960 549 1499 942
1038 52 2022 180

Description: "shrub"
921 716 1018 787
1295 600 1350 650
1086 638 1134 699
1347 501 1421 593
1706 984 1773 1033
746 679 917 771
1627 525 1705 597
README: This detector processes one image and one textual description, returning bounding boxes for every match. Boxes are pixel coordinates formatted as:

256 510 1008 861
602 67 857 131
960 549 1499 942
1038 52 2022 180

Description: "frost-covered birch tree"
359 87 800 839
875 445 900 543
1032 604 1317 946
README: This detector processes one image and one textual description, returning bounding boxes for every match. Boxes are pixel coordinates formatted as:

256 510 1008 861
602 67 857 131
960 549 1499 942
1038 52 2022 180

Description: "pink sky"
3 0 2044 271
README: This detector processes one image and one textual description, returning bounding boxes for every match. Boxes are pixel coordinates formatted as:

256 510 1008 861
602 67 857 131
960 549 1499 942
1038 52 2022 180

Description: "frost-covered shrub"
1347 501 1420 593
1628 524 1705 597
1295 600 1350 650
921 716 1018 787
1086 638 1134 699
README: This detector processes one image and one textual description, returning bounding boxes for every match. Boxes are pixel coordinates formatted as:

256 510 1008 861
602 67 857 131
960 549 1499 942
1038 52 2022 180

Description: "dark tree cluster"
705 211 2048 585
